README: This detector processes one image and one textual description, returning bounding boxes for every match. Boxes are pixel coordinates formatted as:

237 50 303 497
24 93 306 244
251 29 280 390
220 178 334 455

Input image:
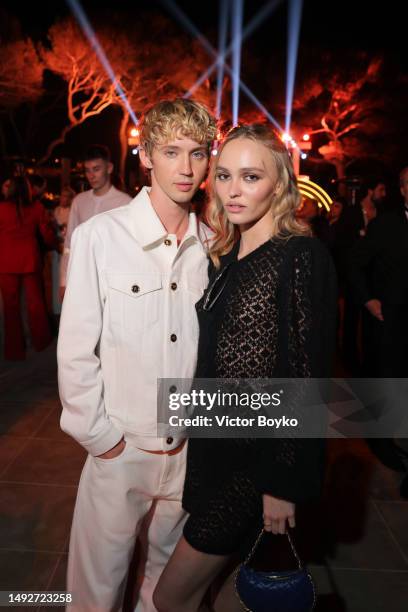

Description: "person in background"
326 196 346 278
295 195 332 246
0 175 58 360
59 145 131 300
295 195 319 229
51 187 75 315
54 186 75 240
348 167 408 498
336 178 386 374
29 174 48 207
327 196 345 227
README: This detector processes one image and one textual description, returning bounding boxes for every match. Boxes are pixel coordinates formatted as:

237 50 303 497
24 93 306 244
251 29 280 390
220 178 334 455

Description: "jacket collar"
128 186 200 249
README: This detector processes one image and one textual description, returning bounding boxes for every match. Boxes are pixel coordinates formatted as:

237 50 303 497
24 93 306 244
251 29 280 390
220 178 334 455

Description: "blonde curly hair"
203 124 309 267
140 98 217 156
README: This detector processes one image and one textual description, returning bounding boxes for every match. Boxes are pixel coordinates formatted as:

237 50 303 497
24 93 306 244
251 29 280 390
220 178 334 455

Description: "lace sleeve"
288 241 337 378
288 249 313 377
252 241 337 502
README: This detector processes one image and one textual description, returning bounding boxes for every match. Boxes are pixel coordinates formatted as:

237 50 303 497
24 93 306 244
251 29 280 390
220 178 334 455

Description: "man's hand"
96 438 126 460
262 493 295 534
365 299 384 321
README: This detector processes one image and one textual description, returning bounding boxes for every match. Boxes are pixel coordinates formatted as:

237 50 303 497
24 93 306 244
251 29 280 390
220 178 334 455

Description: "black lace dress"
182 235 337 556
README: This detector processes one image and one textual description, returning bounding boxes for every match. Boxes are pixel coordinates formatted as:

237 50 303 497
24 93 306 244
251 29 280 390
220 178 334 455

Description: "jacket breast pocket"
107 273 162 334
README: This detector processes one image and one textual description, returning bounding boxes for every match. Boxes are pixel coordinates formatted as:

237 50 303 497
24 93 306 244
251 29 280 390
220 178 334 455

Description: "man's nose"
180 155 193 176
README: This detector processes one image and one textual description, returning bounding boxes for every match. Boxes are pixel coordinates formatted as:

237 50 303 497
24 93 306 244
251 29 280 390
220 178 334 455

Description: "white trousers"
66 441 187 612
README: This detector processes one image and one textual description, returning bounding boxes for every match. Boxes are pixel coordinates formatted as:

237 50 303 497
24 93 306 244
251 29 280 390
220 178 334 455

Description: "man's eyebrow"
159 144 208 151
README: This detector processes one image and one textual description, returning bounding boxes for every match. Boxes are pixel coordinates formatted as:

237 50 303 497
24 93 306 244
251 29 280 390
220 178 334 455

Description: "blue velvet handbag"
235 530 316 612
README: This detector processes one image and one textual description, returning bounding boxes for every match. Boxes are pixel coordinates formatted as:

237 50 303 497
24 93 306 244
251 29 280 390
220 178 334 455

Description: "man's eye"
216 173 229 181
192 151 206 159
165 150 177 157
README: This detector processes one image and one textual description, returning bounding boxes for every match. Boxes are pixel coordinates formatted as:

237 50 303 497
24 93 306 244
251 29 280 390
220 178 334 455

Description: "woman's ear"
273 181 282 197
139 147 153 170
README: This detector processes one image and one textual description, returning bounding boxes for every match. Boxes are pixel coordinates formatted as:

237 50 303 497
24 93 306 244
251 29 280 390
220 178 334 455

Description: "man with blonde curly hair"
58 98 216 611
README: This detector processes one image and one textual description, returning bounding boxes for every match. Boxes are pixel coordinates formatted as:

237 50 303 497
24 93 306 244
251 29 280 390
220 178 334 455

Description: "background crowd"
1 152 407 499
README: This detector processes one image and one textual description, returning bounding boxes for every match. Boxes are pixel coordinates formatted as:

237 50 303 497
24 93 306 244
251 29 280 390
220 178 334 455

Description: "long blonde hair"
204 124 309 267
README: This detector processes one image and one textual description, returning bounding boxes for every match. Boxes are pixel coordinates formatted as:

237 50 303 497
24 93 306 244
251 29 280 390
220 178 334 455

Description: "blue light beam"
185 0 283 99
285 0 303 134
231 0 244 126
161 0 284 131
66 0 139 126
216 0 230 119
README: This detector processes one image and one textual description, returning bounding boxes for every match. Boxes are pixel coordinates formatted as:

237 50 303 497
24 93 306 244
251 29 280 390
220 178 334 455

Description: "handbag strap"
243 529 303 570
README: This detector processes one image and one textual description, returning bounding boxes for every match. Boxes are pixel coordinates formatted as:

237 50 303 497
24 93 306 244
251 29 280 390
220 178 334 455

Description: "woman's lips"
175 183 193 192
225 204 246 213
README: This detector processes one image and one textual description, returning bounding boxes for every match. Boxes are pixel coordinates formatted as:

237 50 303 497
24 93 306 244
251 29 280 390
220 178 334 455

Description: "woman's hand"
262 493 295 534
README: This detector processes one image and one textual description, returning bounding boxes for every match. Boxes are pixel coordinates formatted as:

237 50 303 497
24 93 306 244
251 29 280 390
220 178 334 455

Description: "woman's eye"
244 174 259 182
216 173 229 181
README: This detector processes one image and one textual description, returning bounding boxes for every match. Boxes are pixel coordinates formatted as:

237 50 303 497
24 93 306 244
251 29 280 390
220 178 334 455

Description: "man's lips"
175 182 194 192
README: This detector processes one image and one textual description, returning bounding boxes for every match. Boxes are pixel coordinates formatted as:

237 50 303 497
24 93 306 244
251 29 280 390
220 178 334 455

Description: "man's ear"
139 147 153 170
107 162 114 176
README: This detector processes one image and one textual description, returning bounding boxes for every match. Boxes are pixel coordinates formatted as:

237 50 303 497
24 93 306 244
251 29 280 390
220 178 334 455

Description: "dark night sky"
2 0 406 54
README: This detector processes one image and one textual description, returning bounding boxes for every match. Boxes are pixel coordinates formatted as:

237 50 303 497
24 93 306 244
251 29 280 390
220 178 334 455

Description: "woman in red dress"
0 176 58 360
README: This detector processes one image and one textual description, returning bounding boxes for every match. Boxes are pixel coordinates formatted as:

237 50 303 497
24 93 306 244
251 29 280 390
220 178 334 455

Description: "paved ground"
0 343 407 611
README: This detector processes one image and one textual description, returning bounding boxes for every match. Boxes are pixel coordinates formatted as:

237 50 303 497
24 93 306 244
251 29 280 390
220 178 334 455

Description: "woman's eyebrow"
216 165 265 173
239 166 265 173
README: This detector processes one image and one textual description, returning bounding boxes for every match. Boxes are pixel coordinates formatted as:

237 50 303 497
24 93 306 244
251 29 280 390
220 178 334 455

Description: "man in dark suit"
337 177 387 373
348 167 408 496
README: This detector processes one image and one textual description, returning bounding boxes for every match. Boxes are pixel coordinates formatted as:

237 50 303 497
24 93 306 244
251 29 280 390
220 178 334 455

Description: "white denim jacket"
57 187 210 454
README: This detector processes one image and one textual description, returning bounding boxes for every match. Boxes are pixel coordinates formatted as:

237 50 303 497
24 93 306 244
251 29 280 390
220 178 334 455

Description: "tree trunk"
37 122 76 166
333 158 347 197
0 123 7 158
61 157 71 189
118 108 129 188
9 110 25 157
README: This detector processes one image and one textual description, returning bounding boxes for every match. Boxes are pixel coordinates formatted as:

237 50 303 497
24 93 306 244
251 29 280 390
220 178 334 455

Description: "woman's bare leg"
153 536 231 612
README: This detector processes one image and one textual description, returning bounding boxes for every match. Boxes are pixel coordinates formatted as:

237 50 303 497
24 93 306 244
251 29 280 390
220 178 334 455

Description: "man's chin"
171 188 197 204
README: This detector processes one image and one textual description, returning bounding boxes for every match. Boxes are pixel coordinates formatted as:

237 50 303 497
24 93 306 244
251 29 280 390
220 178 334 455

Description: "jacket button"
164 239 172 246
170 334 177 342
131 285 140 293
169 385 177 393
166 437 173 445
170 282 177 291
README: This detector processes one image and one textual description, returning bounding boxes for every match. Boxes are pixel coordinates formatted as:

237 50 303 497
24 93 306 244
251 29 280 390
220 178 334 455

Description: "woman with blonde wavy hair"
154 124 337 612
